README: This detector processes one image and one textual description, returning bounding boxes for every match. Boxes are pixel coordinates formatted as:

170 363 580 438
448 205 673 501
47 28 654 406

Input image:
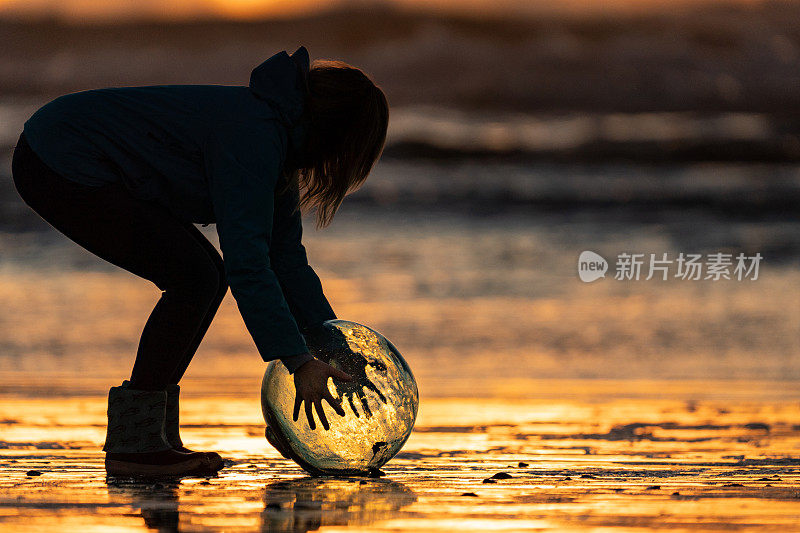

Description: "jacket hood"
249 46 310 127
249 46 311 170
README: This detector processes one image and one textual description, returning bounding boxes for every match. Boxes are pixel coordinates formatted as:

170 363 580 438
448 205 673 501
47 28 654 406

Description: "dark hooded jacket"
22 46 334 372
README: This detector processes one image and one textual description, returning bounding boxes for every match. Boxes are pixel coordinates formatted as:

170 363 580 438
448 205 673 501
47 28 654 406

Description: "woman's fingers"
329 367 354 382
314 400 330 430
323 391 346 417
365 380 387 403
305 399 316 430
347 394 360 418
291 362 352 430
357 390 373 418
293 393 302 422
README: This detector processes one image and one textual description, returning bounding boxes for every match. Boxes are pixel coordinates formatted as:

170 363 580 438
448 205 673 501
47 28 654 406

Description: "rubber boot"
163 383 224 472
103 383 214 477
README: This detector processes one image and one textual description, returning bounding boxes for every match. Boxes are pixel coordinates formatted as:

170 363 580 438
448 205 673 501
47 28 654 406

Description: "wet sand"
2 381 800 532
0 181 798 531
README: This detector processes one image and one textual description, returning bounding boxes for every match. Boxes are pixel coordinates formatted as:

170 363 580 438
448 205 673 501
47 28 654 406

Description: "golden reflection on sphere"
261 320 419 476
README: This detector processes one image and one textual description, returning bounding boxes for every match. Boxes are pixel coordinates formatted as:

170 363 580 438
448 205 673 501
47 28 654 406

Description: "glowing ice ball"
261 319 419 476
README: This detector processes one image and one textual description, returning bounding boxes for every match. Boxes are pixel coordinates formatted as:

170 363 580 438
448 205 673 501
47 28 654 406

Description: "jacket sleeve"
204 125 312 373
270 176 337 331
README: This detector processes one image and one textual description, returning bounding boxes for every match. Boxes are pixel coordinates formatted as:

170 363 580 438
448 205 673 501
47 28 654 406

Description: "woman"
11 46 389 477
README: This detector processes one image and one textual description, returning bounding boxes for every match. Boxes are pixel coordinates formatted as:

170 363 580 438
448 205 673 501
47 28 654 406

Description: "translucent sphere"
261 320 419 476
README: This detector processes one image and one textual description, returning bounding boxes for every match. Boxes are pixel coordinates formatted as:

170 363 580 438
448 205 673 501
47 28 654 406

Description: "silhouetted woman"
12 47 389 476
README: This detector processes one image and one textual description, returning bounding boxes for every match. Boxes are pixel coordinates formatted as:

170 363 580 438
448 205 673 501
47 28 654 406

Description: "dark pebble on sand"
724 483 745 487
490 472 513 480
579 474 597 479
646 485 660 490
26 470 42 477
562 477 572 481
671 492 680 497
461 492 479 497
482 479 497 484
758 477 780 481
765 484 773 487
518 462 529 467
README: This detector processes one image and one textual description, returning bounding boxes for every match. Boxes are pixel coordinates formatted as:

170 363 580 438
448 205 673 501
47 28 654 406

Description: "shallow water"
0 205 798 391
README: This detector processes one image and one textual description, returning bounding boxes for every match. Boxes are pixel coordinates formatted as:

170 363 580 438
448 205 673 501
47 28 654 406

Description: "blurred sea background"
0 0 798 397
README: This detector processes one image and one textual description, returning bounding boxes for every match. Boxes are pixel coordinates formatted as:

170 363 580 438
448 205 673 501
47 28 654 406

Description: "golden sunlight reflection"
261 477 416 531
2 394 800 530
1 259 797 397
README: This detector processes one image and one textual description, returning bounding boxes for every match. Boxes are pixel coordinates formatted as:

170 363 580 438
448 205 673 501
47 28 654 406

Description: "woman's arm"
204 122 311 372
270 175 337 331
205 121 352 429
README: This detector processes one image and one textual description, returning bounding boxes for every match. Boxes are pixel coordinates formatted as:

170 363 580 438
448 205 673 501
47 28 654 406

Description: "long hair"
292 60 389 229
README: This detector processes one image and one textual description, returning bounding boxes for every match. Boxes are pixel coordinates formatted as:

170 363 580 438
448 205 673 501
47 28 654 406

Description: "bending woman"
11 47 389 477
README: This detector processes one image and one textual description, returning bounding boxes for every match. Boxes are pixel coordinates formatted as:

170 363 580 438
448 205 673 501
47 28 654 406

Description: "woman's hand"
292 358 353 430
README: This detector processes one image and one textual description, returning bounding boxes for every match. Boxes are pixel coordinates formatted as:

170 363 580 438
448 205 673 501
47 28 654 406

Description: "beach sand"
1 382 800 532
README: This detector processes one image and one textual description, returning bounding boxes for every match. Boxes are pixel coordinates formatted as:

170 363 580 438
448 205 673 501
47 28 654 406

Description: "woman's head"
295 60 389 228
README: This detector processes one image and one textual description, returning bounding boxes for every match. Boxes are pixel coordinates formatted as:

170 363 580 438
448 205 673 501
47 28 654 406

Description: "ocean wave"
1 99 798 163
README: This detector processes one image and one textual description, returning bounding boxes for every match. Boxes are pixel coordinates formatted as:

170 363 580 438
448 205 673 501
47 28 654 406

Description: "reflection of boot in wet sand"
103 383 215 477
107 478 180 532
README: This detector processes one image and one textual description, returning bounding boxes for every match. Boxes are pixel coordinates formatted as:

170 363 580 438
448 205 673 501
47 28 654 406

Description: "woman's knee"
215 268 229 305
185 225 228 306
163 259 222 310
203 245 228 307
167 252 227 314
205 263 228 311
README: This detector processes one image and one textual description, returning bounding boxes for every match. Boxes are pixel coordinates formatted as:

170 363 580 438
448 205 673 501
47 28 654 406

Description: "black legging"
11 133 228 390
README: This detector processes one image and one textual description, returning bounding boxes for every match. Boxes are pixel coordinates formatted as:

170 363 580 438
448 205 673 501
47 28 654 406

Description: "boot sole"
105 455 213 477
